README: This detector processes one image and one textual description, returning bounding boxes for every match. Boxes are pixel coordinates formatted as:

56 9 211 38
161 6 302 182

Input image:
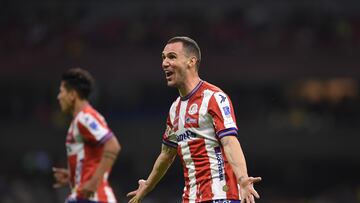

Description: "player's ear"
188 56 197 67
69 89 78 100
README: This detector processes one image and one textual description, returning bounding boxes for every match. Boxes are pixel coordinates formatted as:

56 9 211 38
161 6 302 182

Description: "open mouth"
165 71 174 79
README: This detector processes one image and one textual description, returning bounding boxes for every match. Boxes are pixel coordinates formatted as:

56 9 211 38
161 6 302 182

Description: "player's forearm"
144 145 177 192
221 136 248 180
92 137 121 181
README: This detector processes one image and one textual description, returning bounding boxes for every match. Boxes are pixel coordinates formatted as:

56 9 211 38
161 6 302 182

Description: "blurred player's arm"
221 136 261 203
79 136 121 198
53 167 70 188
127 144 177 203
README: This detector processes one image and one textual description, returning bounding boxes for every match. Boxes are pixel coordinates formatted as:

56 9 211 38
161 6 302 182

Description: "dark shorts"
201 200 241 203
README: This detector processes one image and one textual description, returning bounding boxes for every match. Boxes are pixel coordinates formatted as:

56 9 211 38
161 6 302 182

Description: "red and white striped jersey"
163 80 240 203
66 105 117 203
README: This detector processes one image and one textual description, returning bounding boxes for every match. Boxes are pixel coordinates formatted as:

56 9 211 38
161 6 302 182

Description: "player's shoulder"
202 81 226 95
202 81 234 106
77 105 103 123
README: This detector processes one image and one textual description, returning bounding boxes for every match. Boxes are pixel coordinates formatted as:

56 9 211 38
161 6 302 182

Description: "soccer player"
53 68 121 203
127 37 261 203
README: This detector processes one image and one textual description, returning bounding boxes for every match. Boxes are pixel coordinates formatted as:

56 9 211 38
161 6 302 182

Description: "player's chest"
66 121 84 144
171 98 212 132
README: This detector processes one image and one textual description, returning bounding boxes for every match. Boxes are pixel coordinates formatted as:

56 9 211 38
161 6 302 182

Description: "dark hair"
61 68 95 99
167 36 201 70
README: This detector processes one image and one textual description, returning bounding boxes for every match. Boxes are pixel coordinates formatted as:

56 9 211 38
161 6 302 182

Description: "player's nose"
162 59 170 69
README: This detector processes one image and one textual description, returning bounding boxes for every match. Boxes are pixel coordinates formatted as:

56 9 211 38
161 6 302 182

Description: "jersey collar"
181 80 204 101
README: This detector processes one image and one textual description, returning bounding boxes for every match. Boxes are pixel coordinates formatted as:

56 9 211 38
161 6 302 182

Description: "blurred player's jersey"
66 105 117 203
163 81 240 203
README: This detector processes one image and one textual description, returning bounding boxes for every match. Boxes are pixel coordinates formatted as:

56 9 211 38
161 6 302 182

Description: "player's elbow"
112 137 121 154
115 141 121 154
105 136 121 155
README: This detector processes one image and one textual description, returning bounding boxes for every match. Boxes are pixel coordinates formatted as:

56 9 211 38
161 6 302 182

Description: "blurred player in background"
127 36 261 203
53 68 121 203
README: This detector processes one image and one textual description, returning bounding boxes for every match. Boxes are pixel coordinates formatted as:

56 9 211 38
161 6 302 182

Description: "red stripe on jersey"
178 147 190 203
188 139 213 202
77 122 98 144
96 181 107 202
208 96 227 133
82 107 108 128
163 115 174 142
184 94 202 129
221 147 240 200
173 102 181 132
77 144 105 200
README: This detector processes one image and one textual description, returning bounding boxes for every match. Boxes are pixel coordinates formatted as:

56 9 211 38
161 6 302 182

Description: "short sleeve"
208 92 238 139
162 115 178 148
77 112 113 145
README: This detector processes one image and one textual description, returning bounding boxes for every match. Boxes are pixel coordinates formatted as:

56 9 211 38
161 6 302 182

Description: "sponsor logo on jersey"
176 130 197 142
219 94 226 103
223 106 231 117
185 117 197 124
89 121 98 130
188 103 198 115
215 147 225 181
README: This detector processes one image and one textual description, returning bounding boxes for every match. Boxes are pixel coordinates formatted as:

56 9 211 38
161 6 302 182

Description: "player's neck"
178 76 201 97
72 99 89 117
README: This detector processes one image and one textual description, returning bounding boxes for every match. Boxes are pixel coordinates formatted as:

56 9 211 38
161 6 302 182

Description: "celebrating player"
127 37 261 203
54 68 121 203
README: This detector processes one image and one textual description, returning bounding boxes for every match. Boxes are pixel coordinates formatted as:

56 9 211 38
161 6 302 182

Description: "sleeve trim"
216 127 238 139
162 139 178 148
98 132 114 146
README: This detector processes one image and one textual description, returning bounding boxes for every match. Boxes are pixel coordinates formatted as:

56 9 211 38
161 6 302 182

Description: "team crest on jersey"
188 104 198 115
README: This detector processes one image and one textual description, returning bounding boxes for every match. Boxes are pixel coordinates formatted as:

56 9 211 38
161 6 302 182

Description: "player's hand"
78 178 99 199
52 167 70 188
127 179 148 203
238 176 262 203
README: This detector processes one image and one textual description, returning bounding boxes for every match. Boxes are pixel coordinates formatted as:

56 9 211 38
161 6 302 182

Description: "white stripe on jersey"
198 89 214 128
92 192 99 202
67 143 83 156
213 92 237 129
204 139 227 200
68 192 77 201
75 149 84 186
104 185 117 203
178 100 189 131
180 141 197 203
169 98 180 124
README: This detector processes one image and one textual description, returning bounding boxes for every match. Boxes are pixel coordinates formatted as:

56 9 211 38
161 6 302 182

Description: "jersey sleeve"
162 115 178 148
77 112 113 145
208 91 238 139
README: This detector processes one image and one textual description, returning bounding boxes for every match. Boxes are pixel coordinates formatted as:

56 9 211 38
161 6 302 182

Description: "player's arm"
127 144 177 203
221 136 261 203
80 136 121 198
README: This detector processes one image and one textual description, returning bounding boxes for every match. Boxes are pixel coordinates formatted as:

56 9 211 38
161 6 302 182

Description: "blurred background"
1 0 360 202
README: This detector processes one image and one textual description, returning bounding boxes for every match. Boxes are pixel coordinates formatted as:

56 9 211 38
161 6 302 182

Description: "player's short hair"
61 68 95 99
167 36 201 70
